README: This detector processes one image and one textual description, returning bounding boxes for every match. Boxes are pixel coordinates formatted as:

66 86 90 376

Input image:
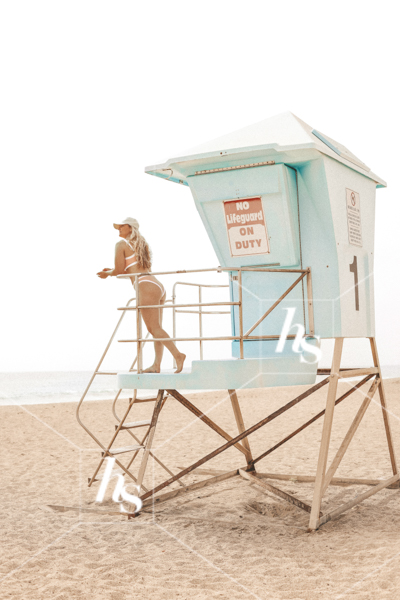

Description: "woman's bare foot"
142 364 161 373
174 353 186 373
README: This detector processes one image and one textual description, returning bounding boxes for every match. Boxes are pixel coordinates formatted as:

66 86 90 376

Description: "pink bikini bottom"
137 275 165 296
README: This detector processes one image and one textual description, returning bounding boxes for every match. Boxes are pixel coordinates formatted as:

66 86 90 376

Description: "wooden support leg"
309 338 343 530
136 390 164 492
370 338 398 475
322 377 380 494
228 390 254 467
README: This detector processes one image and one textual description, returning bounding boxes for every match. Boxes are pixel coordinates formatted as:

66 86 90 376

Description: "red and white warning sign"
346 188 362 247
224 197 270 257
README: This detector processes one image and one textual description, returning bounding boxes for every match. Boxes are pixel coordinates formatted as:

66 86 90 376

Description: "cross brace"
134 339 399 530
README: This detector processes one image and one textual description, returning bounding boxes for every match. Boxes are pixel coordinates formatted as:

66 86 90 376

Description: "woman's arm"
97 241 125 278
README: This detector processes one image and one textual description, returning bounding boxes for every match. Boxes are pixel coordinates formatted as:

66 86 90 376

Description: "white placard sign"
346 188 362 247
224 197 270 257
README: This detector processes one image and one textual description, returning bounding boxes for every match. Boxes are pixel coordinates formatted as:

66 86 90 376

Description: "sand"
2 378 400 600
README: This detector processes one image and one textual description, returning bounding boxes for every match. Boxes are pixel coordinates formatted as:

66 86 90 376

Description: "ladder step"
116 420 151 430
96 371 118 375
130 397 159 403
102 445 143 456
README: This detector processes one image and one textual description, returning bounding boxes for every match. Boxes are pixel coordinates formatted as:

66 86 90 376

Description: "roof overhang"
145 113 386 188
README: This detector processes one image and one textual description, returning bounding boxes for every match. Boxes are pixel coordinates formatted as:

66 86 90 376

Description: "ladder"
76 295 184 494
88 389 183 494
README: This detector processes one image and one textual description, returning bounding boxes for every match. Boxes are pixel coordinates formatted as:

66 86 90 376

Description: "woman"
97 217 186 373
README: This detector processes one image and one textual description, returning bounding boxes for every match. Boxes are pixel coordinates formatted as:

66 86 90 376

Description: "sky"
1 0 399 372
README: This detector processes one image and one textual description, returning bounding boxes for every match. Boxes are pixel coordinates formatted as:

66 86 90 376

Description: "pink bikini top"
123 239 138 271
122 239 164 294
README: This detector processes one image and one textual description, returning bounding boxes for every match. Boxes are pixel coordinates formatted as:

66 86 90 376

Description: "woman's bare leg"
143 293 165 373
153 293 165 370
140 284 186 373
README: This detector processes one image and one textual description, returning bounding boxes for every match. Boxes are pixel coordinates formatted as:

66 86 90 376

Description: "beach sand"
2 378 400 599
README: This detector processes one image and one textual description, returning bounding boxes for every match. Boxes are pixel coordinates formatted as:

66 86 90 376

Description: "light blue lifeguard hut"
118 111 385 391
77 113 398 531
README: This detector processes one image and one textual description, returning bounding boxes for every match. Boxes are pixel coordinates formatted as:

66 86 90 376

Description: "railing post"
306 268 315 336
199 286 203 360
238 270 244 359
172 283 177 369
135 275 142 373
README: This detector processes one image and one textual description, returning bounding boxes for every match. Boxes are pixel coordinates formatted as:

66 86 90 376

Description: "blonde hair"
127 225 152 270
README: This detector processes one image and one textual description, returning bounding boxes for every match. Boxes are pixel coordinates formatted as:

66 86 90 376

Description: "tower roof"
145 112 386 187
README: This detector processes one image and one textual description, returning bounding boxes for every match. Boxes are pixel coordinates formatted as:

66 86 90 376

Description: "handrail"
75 296 137 471
117 267 220 279
172 280 231 365
114 265 315 368
117 266 308 278
173 281 230 288
175 309 230 315
220 267 308 273
117 301 238 310
119 334 298 343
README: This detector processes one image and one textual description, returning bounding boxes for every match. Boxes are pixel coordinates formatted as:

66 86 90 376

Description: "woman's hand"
97 268 113 279
97 241 126 279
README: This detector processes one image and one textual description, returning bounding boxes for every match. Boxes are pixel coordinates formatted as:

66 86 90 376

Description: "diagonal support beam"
322 377 380 494
317 474 400 528
250 375 373 466
244 272 307 337
141 377 330 501
167 389 248 456
141 469 239 509
239 469 318 515
336 367 378 378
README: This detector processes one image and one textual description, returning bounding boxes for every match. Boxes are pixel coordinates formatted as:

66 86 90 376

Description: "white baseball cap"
113 217 139 230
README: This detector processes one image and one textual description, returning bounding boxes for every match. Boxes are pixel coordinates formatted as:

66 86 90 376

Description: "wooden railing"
116 266 315 364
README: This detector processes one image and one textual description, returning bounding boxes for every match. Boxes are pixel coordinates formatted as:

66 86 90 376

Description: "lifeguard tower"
77 113 398 530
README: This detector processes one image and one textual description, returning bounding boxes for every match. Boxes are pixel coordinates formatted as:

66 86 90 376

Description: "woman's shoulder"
116 238 134 253
116 239 129 251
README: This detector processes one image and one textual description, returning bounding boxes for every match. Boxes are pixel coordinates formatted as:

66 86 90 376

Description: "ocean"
1 366 400 407
0 371 134 407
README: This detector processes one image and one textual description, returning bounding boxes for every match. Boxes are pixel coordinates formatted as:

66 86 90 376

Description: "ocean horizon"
1 366 400 407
